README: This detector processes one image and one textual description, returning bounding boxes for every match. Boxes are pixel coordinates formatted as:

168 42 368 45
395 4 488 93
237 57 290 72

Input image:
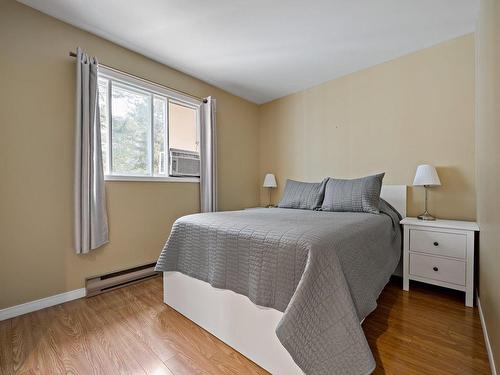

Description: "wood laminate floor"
0 276 491 375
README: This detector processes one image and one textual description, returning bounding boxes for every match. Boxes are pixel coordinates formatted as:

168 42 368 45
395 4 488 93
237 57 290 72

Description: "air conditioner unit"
169 148 200 177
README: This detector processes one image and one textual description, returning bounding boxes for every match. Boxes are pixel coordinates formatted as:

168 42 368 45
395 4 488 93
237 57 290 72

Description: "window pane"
168 102 198 153
153 96 167 176
98 77 110 175
111 83 151 175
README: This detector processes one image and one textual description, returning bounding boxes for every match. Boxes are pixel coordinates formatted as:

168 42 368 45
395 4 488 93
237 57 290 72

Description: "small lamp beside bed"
262 173 277 207
413 164 441 221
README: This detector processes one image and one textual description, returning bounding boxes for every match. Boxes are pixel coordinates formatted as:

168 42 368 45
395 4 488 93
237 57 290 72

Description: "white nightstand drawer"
401 217 478 307
409 229 466 259
410 253 466 286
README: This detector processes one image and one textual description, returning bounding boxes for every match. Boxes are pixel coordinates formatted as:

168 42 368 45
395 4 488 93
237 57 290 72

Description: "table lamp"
413 164 441 220
262 173 277 207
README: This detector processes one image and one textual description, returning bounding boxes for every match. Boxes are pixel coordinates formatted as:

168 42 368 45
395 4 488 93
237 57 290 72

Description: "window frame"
98 66 201 183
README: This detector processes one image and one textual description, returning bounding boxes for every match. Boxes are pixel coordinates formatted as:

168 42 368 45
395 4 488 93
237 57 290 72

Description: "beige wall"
259 35 476 220
0 0 260 309
476 0 500 372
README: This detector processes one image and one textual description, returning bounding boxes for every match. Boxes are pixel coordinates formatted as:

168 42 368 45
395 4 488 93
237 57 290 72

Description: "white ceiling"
19 0 479 104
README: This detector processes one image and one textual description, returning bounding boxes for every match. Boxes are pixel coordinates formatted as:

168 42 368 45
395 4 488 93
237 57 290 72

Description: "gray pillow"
321 173 385 214
277 178 328 210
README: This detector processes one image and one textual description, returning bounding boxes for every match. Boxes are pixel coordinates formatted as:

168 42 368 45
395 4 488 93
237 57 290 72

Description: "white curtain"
74 47 109 254
200 97 217 212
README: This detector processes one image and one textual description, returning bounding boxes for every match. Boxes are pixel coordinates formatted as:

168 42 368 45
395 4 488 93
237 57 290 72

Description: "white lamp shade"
263 173 277 188
413 164 441 186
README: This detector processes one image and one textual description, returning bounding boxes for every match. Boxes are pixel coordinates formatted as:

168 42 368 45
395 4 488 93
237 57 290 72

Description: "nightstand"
400 217 479 307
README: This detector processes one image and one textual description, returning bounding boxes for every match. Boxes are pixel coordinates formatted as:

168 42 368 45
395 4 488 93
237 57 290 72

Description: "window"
97 67 201 181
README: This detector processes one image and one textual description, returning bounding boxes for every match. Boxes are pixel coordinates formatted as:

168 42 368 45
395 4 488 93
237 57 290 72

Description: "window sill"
104 175 200 183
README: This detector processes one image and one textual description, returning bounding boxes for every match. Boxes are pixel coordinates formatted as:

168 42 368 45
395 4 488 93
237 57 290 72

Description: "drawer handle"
433 242 439 246
433 266 439 272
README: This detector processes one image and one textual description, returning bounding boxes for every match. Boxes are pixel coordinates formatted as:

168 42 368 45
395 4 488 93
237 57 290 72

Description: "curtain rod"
69 51 207 103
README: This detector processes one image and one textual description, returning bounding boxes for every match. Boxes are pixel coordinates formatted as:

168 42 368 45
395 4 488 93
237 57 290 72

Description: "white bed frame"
163 185 407 374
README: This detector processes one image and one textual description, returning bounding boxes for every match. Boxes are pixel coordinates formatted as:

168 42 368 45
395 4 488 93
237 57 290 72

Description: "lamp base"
417 211 436 221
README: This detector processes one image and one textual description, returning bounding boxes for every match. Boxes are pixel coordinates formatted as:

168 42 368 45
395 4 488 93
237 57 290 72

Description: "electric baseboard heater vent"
85 262 159 297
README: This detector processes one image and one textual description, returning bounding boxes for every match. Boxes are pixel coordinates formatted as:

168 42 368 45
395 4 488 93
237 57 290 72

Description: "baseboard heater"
85 262 159 297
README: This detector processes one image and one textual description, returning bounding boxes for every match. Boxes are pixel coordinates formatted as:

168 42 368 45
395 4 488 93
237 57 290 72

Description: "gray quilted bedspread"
155 202 401 375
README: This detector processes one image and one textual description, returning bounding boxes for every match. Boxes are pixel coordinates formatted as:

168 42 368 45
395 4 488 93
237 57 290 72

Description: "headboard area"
380 185 407 218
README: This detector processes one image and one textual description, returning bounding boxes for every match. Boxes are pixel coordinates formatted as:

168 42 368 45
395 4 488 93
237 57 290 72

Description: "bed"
155 185 406 375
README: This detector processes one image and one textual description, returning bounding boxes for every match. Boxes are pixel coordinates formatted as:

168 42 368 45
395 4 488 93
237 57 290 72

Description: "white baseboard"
478 297 498 375
0 288 86 321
